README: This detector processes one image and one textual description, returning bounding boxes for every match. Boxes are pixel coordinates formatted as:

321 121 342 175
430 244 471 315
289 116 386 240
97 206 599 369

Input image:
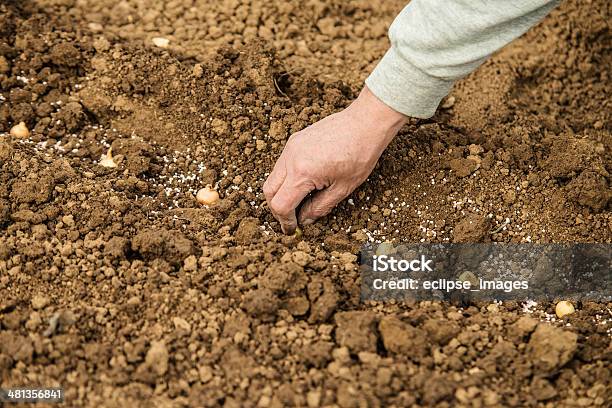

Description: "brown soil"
1 1 611 407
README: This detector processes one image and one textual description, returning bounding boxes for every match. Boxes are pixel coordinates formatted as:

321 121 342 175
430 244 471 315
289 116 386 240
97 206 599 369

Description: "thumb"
298 184 348 225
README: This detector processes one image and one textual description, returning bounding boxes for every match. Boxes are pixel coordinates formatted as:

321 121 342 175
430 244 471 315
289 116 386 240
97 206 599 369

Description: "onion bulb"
196 187 219 205
99 147 117 168
10 122 29 138
555 301 575 318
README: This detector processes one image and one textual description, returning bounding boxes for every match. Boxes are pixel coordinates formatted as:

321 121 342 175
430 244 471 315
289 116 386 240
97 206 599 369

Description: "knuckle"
270 198 291 217
293 160 312 178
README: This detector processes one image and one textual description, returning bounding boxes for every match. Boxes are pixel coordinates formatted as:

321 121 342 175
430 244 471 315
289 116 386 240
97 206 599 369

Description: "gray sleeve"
365 0 560 118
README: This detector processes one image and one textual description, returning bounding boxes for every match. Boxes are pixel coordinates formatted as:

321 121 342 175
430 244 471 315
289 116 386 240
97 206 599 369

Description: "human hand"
263 86 408 234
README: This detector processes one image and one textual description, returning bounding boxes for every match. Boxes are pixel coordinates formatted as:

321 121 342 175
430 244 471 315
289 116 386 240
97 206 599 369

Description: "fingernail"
302 218 314 226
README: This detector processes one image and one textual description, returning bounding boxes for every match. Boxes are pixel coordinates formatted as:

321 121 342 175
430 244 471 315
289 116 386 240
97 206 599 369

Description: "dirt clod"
131 228 194 265
334 311 378 353
528 324 578 376
142 341 169 376
453 214 491 242
31 294 49 310
379 316 428 357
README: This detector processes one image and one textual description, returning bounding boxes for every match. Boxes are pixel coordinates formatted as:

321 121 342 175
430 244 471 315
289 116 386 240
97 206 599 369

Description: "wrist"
351 85 408 140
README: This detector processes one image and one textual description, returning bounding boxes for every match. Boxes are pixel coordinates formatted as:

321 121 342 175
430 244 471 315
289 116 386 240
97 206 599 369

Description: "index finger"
269 177 313 234
263 156 287 206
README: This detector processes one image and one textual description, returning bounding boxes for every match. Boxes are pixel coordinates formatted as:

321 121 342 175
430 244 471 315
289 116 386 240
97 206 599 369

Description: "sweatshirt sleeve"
365 0 560 119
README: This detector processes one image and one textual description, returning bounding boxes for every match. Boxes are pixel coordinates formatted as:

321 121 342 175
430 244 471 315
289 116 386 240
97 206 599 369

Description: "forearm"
366 0 560 119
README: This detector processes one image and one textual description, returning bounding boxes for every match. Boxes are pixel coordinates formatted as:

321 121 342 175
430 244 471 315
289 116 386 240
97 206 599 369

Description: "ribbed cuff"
365 47 455 119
